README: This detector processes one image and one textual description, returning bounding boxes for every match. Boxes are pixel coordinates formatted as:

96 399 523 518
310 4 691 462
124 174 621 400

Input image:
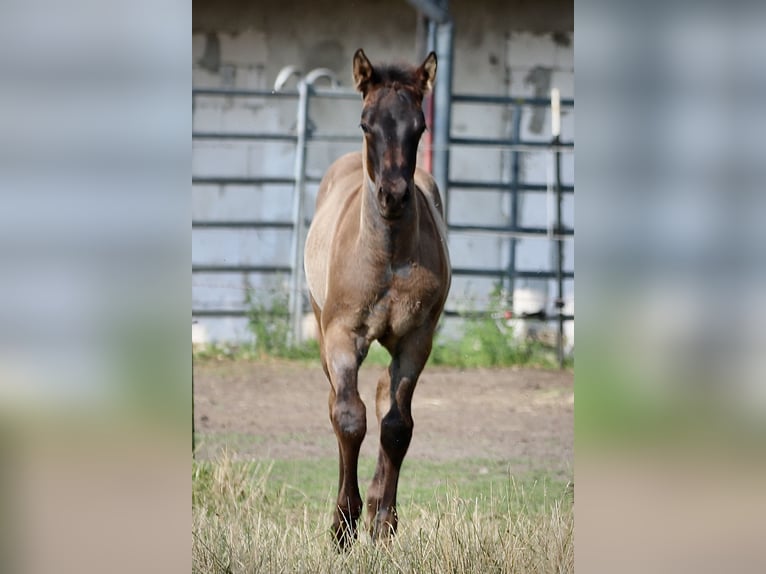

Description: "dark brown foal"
304 49 451 548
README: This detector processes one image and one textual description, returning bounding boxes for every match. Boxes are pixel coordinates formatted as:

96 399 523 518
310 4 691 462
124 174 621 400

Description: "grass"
194 316 571 370
193 288 573 571
427 319 567 370
192 454 573 573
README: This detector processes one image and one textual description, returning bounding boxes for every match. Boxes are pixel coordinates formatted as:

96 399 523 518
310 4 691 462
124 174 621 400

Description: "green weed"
194 284 573 370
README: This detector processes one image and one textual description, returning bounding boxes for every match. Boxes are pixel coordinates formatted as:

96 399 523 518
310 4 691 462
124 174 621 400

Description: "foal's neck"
360 174 421 264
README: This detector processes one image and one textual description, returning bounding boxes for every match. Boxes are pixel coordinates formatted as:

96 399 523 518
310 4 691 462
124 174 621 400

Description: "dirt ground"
194 360 573 476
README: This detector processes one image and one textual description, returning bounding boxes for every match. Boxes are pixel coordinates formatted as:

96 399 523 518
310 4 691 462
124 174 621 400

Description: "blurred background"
576 1 766 572
0 0 764 572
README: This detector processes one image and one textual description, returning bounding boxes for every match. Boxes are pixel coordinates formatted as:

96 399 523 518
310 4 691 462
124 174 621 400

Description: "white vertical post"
551 87 561 137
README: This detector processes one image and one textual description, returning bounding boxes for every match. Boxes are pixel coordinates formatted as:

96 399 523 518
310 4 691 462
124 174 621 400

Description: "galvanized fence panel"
192 83 574 361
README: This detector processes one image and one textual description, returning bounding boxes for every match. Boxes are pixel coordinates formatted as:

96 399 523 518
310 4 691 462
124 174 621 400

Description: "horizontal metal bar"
193 131 297 142
192 265 292 273
192 89 574 108
191 308 574 322
449 180 574 193
442 309 574 322
452 94 575 107
450 137 574 150
309 133 361 143
309 89 361 100
452 268 574 280
192 309 249 317
193 265 572 278
193 88 299 98
191 221 573 237
449 224 574 238
192 221 294 230
194 177 573 193
192 131 359 143
192 176 295 186
192 131 572 150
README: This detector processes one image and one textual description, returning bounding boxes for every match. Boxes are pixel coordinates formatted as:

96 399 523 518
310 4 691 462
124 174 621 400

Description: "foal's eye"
359 122 371 134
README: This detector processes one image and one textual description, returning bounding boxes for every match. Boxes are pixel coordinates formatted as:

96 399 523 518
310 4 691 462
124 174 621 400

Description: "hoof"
370 508 397 542
332 513 358 551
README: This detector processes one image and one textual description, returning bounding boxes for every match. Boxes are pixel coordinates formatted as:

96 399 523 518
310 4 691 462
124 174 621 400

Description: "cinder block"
237 66 267 90
220 105 258 131
193 144 249 176
449 235 505 268
219 30 270 66
192 67 221 89
192 105 222 132
506 70 540 99
192 33 207 61
551 70 574 99
554 38 574 70
507 32 557 69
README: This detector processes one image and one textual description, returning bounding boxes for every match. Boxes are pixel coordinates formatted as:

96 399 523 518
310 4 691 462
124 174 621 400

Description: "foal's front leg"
324 325 368 549
367 328 433 541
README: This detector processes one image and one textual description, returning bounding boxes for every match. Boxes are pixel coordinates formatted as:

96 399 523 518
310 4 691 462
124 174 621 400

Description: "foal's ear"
418 51 437 93
353 49 374 95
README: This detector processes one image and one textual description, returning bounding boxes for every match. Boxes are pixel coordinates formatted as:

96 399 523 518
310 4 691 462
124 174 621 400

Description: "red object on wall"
423 91 434 173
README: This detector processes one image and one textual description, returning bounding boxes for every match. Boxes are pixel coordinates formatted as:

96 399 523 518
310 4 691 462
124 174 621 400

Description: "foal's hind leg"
368 328 433 541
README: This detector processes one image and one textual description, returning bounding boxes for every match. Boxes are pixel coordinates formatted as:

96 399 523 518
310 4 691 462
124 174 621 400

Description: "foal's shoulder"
328 151 363 177
414 167 444 219
316 152 363 209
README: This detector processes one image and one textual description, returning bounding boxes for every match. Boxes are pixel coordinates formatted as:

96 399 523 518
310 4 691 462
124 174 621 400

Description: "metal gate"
192 69 574 362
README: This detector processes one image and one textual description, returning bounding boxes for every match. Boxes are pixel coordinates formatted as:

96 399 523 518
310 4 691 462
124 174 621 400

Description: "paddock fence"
192 74 574 362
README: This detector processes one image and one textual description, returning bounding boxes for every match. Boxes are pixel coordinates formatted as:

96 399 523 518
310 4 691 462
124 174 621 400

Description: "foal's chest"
364 261 441 340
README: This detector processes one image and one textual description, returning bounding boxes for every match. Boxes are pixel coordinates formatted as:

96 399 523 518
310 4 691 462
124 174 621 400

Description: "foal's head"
352 49 437 220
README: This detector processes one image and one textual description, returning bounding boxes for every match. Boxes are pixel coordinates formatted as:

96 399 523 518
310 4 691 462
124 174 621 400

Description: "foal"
304 49 451 547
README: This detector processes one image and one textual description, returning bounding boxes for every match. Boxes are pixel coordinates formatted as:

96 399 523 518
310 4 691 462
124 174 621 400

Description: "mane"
370 64 421 92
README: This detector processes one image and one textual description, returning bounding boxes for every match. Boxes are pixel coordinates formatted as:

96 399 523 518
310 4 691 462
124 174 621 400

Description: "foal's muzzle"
377 180 411 219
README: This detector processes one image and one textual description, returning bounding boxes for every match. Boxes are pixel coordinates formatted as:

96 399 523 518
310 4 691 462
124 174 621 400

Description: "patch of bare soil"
193 360 573 476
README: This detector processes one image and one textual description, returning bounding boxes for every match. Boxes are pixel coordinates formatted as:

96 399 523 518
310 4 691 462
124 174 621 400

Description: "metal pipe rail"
444 309 574 322
192 176 294 185
193 86 360 100
193 83 574 355
192 221 294 230
450 137 573 150
192 264 291 273
450 180 574 193
452 268 574 279
441 90 575 368
449 224 573 239
192 307 575 323
452 94 574 107
192 309 289 318
192 132 298 142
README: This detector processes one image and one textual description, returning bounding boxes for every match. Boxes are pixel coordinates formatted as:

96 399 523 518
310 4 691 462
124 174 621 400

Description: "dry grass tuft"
193 453 573 573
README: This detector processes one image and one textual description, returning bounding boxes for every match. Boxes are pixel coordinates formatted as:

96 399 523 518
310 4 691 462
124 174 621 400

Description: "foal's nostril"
377 183 409 216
